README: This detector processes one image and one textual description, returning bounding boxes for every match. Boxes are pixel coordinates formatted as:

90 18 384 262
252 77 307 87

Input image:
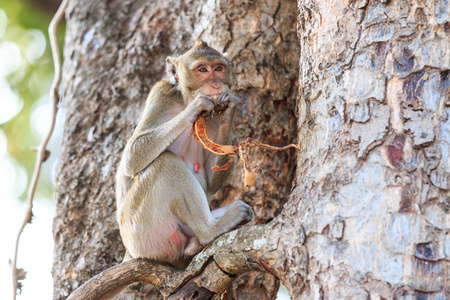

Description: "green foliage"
0 0 64 201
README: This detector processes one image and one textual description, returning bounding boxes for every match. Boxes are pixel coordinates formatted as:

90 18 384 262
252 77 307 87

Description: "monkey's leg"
183 203 252 256
183 199 253 246
211 203 236 219
168 157 254 246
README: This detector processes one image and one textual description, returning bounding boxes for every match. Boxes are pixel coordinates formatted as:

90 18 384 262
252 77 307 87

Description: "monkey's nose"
211 79 221 89
212 83 222 89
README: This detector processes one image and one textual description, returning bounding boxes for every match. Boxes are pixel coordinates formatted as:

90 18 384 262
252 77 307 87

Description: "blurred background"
0 0 63 298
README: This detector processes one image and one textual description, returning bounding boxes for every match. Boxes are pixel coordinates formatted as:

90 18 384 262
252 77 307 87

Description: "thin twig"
11 0 69 298
240 137 299 151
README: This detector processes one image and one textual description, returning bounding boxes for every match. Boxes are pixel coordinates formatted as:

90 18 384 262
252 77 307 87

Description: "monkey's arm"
122 83 214 177
122 116 190 177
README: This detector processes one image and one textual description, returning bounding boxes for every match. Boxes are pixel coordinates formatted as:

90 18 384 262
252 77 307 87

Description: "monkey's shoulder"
149 80 182 104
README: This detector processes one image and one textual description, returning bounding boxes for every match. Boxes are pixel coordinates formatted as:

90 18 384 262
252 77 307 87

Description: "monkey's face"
167 41 233 101
188 59 230 98
175 56 231 102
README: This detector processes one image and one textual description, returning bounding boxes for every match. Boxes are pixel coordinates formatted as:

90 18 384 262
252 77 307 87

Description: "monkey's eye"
199 67 208 73
215 65 223 72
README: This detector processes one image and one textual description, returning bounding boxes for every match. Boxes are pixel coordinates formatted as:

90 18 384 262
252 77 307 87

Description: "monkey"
115 40 254 269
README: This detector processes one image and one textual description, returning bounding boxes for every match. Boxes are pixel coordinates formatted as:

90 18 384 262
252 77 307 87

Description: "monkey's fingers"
200 110 214 119
193 116 238 156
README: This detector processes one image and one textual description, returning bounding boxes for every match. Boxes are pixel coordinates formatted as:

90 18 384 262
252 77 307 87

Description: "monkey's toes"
235 200 254 224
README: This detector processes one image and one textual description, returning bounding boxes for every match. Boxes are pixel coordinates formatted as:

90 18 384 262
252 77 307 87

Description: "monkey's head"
166 40 232 101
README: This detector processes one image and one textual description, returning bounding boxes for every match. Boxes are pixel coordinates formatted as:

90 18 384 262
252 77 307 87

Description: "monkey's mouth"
210 94 220 101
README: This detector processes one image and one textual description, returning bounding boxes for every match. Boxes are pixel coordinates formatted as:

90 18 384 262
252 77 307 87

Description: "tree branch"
67 224 294 300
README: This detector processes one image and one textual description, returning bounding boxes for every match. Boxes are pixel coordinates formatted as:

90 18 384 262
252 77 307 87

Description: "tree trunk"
52 0 298 299
295 0 450 298
52 0 450 299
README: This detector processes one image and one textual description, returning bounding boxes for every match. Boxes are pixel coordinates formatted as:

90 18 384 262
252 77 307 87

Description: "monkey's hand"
188 94 216 122
216 92 240 124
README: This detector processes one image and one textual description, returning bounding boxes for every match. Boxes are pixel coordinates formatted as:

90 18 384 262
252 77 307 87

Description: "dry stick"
11 0 69 298
238 138 299 186
193 119 299 186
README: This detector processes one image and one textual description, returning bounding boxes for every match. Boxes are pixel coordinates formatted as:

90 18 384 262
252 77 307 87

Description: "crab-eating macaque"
115 40 254 268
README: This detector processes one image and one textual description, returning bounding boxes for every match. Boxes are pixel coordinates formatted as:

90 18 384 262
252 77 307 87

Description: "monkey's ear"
194 40 208 49
166 56 179 85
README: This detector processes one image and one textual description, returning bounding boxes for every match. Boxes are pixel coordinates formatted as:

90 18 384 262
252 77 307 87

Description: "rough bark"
52 0 298 299
52 0 449 299
295 0 449 298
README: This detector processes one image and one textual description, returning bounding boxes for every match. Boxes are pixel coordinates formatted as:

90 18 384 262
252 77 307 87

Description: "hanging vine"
11 0 69 298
